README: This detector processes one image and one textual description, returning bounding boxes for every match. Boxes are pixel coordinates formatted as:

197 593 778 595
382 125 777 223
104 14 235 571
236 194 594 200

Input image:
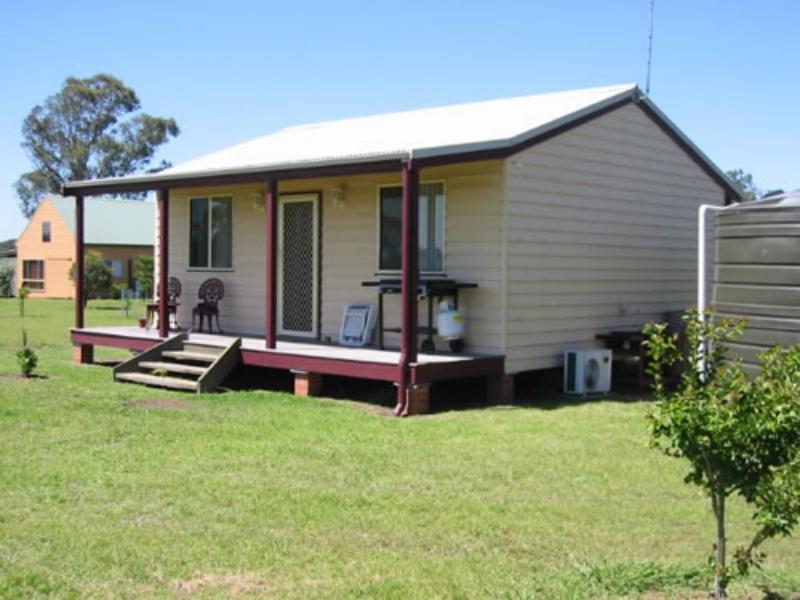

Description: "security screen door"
278 194 319 337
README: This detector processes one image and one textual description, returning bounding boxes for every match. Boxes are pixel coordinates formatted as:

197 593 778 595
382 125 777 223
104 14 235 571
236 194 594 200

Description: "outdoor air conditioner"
563 349 612 395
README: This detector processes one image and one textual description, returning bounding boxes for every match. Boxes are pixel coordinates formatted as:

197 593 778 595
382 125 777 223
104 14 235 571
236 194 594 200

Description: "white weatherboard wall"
502 103 725 373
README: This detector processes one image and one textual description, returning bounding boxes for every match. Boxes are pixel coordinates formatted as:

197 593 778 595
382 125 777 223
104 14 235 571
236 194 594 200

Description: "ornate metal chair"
146 276 182 330
191 278 225 333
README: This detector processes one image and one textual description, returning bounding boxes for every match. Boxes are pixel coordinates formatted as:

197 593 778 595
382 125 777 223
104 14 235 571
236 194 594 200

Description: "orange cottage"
16 196 154 299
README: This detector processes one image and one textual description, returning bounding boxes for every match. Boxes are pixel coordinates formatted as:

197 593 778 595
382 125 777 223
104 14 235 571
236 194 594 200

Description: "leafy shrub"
134 254 154 299
69 251 113 302
644 309 800 600
0 266 13 297
16 347 38 378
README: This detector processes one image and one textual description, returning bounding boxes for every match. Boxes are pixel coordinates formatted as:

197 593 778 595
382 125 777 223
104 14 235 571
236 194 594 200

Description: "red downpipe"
395 160 419 416
157 189 170 338
74 194 85 329
265 179 278 348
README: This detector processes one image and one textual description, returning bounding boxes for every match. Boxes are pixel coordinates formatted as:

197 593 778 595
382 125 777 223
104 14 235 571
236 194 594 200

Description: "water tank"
713 191 800 372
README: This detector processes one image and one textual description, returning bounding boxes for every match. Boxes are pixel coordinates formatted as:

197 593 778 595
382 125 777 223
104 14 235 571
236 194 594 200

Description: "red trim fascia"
71 331 159 352
241 350 400 381
634 101 740 202
415 97 633 169
63 160 403 196
411 356 505 385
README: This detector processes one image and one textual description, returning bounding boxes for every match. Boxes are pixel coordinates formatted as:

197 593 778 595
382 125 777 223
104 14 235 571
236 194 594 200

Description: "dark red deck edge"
411 356 505 384
71 331 159 352
71 330 503 385
240 349 400 382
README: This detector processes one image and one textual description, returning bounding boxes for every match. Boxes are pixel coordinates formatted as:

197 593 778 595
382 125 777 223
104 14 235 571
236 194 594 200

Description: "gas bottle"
436 300 464 340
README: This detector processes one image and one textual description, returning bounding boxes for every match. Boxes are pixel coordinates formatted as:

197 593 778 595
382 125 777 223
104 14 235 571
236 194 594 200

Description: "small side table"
146 302 180 331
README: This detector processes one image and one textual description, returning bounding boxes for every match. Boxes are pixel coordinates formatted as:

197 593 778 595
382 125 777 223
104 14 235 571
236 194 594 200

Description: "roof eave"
62 152 411 196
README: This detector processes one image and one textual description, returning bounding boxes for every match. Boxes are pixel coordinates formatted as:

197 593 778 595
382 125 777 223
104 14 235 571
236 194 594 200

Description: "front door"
278 194 319 338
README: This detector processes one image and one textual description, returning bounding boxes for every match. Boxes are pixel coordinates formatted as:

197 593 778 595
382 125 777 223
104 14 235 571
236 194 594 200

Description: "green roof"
49 196 154 246
0 239 16 258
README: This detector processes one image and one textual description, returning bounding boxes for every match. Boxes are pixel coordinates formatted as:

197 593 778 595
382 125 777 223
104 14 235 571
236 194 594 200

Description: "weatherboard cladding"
49 196 154 246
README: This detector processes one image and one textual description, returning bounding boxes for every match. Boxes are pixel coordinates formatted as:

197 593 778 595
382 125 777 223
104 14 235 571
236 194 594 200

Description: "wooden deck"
71 326 505 385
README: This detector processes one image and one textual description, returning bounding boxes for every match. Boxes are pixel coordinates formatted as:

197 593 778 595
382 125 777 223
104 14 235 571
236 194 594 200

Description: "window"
22 260 45 291
42 222 51 243
104 259 124 278
379 182 445 272
190 197 233 269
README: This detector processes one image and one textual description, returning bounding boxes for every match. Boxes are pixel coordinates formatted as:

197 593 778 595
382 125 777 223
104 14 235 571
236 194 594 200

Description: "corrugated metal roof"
61 83 738 199
49 196 154 246
164 83 638 176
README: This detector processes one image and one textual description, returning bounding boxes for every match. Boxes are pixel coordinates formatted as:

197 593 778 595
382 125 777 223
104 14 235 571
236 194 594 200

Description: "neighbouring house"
16 196 154 298
64 83 740 414
0 239 17 295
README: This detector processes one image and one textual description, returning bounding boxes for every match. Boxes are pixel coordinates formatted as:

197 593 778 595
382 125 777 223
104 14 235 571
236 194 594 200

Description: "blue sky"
1 1 797 240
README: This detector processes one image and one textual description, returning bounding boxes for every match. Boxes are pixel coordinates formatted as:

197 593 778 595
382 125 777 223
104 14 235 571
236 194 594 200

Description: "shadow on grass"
86 359 653 416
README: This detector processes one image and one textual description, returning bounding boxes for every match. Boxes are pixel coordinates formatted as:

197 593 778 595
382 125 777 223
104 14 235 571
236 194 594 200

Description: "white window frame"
188 196 234 271
376 180 447 276
22 259 45 292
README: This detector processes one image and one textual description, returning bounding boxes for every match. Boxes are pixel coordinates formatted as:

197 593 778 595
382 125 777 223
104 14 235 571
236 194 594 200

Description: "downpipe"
697 204 724 375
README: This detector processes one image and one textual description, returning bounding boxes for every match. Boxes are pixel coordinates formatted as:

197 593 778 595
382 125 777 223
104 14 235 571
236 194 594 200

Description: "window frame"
188 195 234 271
375 180 447 276
104 259 124 279
42 221 51 243
22 259 45 292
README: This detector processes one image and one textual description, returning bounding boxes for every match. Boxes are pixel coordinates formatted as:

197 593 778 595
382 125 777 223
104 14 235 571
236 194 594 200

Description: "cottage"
64 83 739 414
16 196 154 298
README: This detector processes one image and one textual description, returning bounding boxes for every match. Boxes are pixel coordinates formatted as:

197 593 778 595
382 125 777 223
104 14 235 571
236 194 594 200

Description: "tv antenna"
646 0 655 94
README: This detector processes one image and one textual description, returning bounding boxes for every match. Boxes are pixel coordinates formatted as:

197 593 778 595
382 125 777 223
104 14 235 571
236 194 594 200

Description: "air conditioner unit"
563 349 612 395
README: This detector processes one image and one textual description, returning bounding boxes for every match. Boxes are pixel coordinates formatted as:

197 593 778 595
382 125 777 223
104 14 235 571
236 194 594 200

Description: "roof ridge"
279 83 638 133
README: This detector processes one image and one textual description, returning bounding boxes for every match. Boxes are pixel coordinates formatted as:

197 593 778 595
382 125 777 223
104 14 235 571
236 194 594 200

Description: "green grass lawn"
0 298 798 599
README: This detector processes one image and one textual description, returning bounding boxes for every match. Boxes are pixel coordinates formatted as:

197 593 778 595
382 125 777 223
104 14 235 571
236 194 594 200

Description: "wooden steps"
161 351 217 363
139 361 207 376
113 333 241 393
116 372 199 391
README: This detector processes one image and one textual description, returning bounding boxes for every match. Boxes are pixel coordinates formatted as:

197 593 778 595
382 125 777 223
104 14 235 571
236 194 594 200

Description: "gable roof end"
61 84 740 201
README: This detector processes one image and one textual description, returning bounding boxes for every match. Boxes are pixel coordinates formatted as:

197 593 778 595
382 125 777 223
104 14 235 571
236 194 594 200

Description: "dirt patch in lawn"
127 398 194 411
0 374 50 381
173 573 271 595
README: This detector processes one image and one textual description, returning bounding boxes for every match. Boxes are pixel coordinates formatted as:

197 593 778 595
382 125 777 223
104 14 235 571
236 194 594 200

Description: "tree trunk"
712 492 727 600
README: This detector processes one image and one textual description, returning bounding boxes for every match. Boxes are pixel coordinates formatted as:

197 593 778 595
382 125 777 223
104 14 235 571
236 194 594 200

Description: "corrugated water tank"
713 190 800 372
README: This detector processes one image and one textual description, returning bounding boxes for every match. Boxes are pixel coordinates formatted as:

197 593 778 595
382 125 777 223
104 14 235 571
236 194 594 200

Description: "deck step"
162 350 218 363
139 361 207 376
116 372 198 391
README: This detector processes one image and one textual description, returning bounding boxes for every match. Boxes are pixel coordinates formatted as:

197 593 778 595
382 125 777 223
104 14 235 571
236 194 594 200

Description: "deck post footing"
72 344 94 365
487 374 514 404
293 370 322 397
403 383 431 416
